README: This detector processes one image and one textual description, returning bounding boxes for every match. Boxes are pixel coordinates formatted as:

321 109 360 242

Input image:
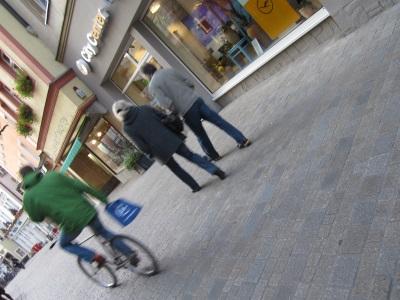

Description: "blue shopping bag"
105 199 142 227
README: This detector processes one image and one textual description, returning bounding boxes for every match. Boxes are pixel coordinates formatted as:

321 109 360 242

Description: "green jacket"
22 171 108 234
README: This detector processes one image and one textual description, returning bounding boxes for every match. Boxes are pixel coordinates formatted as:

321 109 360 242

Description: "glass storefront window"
144 0 322 92
85 119 133 174
111 39 162 106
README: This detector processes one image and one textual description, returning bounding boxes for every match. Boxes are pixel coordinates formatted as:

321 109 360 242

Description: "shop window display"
144 0 322 92
111 40 162 106
85 119 135 174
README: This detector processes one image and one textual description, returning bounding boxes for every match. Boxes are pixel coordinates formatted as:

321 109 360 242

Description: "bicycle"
76 232 159 288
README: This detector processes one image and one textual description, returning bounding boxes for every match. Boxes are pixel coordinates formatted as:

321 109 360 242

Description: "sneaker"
92 254 106 268
237 139 252 149
214 169 226 180
129 253 140 267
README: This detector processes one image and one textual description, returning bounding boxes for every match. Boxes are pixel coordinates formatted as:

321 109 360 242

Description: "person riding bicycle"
19 166 138 267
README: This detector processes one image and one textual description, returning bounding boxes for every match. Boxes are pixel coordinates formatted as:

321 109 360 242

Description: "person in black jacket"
112 100 226 193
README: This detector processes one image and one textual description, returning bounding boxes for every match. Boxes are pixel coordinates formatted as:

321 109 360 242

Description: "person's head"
19 165 34 179
141 63 157 79
112 100 133 121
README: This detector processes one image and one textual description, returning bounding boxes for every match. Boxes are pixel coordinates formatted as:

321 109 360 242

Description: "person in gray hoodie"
142 63 251 161
112 100 226 193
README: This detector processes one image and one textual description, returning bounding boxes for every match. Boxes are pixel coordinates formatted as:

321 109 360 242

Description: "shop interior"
144 0 322 92
111 39 162 106
60 117 135 195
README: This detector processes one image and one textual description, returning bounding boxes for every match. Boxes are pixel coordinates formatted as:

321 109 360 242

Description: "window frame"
110 40 159 105
0 50 23 76
22 0 50 25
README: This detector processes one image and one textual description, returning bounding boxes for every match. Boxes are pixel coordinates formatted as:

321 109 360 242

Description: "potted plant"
18 104 34 124
123 149 142 170
16 119 32 137
16 104 34 137
15 70 33 98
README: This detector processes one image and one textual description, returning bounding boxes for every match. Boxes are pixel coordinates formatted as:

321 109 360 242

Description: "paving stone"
375 246 400 276
244 259 267 283
370 274 392 300
351 200 377 225
329 255 361 288
281 255 308 283
339 225 370 254
8 4 400 300
358 175 385 199
322 287 350 300
273 285 297 300
312 255 337 285
208 279 226 300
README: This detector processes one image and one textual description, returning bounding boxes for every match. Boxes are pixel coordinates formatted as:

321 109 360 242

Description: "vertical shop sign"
238 0 300 39
76 8 110 75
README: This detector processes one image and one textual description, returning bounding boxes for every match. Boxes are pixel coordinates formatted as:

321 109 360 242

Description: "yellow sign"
243 0 300 39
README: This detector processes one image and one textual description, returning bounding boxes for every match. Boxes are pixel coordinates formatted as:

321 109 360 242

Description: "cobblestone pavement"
8 4 400 300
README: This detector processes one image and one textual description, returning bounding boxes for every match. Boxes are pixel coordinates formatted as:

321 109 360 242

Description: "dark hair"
141 63 157 77
19 165 34 178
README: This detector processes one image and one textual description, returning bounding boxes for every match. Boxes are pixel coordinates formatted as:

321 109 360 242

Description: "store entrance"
111 39 162 106
69 146 120 195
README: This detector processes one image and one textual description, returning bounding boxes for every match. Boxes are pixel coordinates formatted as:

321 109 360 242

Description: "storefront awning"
60 138 82 174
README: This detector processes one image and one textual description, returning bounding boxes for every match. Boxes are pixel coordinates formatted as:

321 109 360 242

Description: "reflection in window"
22 0 50 24
111 40 162 106
85 119 134 173
144 0 322 92
111 54 137 90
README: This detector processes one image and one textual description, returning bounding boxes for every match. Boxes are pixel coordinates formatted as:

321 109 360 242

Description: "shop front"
141 0 327 98
64 0 330 109
58 113 153 195
66 0 329 109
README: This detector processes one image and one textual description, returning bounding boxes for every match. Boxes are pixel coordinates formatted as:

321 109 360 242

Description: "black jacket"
123 106 183 164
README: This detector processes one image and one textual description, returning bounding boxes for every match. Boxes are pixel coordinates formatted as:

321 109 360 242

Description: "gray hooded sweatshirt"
148 69 199 116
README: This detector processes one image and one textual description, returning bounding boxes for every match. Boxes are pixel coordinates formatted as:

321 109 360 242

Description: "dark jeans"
166 143 219 190
59 215 132 262
184 98 246 159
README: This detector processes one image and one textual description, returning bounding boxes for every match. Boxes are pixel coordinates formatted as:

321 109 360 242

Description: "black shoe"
192 186 202 193
238 139 252 149
129 252 140 267
214 169 226 180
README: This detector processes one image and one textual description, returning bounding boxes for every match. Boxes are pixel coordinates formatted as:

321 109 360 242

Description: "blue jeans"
166 143 219 190
59 215 132 262
184 98 247 159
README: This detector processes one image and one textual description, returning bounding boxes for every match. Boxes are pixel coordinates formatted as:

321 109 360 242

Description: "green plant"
18 104 34 124
15 70 33 98
16 119 32 137
123 150 142 170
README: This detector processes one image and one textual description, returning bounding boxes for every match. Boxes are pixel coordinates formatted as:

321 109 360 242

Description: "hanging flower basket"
18 104 34 124
16 119 32 137
15 70 34 98
16 104 34 137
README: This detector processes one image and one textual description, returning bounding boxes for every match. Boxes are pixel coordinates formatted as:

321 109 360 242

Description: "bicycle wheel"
110 235 159 276
77 258 117 288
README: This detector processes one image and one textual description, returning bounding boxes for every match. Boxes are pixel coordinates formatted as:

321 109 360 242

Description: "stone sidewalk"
8 4 400 300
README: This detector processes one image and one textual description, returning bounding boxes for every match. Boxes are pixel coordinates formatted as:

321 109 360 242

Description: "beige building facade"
0 5 96 179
